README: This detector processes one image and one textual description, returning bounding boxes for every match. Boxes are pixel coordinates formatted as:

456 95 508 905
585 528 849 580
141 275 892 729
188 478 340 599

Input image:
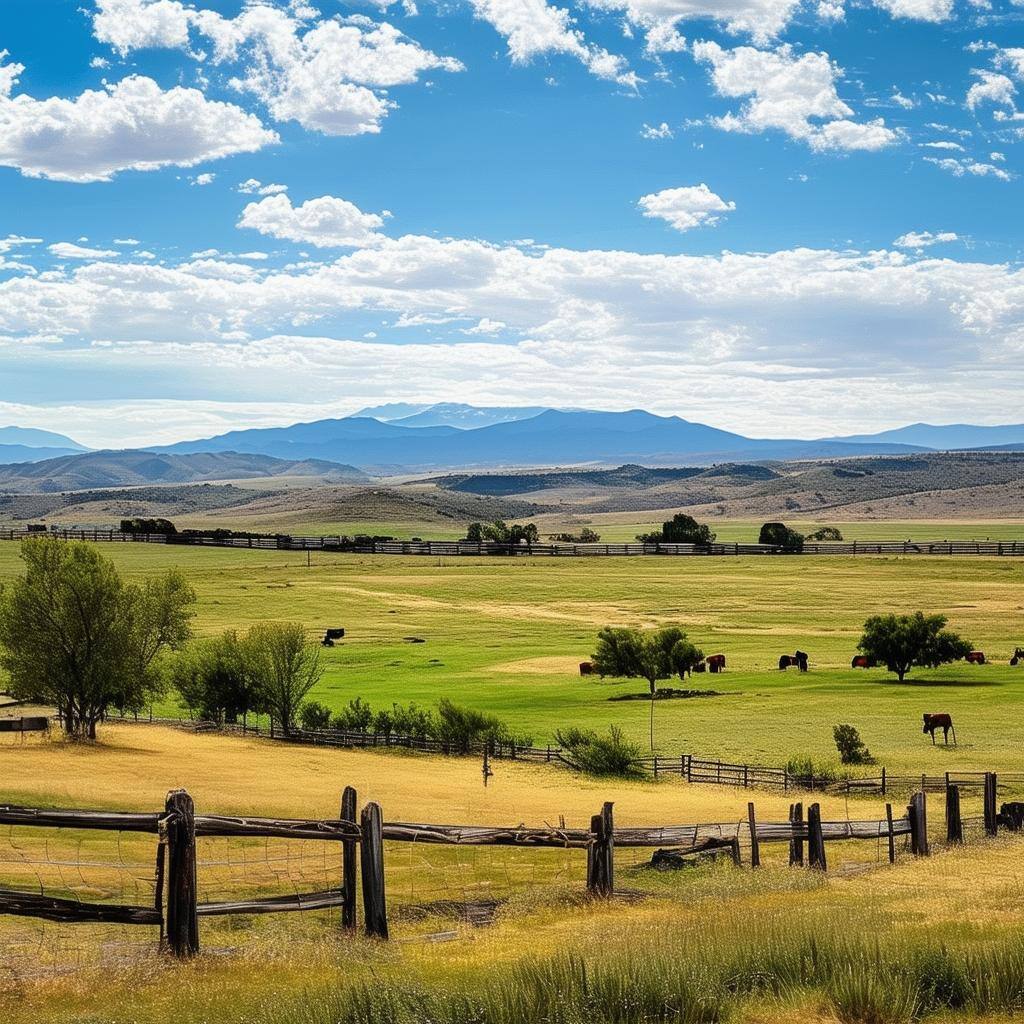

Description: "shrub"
434 698 532 753
555 726 644 777
332 697 373 732
299 700 332 731
807 526 844 541
390 702 434 739
833 723 872 764
785 756 838 785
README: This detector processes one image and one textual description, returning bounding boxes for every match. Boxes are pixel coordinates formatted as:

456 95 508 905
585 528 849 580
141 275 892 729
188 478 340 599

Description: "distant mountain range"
5 407 1024 478
0 451 367 494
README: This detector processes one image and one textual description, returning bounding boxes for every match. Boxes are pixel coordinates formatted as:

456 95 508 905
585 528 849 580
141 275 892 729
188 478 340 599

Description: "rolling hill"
0 450 368 494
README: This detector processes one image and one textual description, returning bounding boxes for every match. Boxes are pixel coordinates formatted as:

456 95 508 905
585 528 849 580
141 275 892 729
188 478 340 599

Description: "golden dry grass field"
1 726 1021 1024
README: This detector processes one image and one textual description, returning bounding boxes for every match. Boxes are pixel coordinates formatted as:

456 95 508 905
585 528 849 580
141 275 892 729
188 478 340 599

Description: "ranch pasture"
3 538 1024 1023
1 542 1020 772
0 724 1020 1024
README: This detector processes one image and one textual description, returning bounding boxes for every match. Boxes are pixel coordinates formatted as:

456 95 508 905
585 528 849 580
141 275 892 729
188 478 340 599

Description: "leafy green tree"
0 538 194 740
759 522 805 552
637 513 716 545
670 638 705 678
171 630 256 724
299 700 333 731
247 622 324 735
592 625 694 749
857 612 972 682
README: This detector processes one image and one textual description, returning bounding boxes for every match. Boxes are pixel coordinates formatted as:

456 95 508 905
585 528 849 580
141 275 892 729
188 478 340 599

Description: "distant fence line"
1 781 963 956
2 528 1024 557
101 715 1024 797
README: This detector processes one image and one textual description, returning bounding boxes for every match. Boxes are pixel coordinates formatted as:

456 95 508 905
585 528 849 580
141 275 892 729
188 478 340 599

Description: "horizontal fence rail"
3 528 1024 558
0 788 932 956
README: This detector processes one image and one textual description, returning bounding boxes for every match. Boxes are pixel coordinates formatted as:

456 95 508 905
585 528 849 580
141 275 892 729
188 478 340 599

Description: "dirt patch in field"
487 656 586 675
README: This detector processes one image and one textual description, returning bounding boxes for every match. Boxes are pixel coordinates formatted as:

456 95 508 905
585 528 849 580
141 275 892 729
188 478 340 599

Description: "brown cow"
923 713 956 745
966 651 986 665
707 654 726 674
579 661 594 676
851 655 876 669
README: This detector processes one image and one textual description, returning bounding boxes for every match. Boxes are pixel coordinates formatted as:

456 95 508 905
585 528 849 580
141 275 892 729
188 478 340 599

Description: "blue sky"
0 0 1022 446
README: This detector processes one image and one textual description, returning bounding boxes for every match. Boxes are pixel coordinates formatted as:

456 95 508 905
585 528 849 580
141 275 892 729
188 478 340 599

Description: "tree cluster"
172 622 324 735
466 520 540 544
550 527 601 543
758 522 805 552
636 513 716 545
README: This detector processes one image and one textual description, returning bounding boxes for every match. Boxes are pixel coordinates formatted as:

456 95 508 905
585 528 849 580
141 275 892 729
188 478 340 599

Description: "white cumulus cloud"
691 41 899 152
637 184 736 231
238 193 389 247
873 0 954 21
892 230 959 248
48 242 120 259
0 54 276 182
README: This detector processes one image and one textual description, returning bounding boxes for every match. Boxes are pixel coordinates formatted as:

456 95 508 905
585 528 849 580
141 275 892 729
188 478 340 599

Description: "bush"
332 697 374 732
390 702 434 738
434 697 531 752
833 723 872 764
785 756 838 785
807 526 844 541
555 726 644 777
299 700 332 731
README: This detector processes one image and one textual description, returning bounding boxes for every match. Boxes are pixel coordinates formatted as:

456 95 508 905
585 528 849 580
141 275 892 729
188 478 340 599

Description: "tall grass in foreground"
268 914 1024 1024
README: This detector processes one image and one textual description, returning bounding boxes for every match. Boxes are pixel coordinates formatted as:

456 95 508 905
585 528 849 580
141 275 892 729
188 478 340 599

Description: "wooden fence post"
984 773 998 836
747 802 760 868
587 802 614 896
789 802 804 867
164 789 198 957
807 802 826 871
908 791 929 856
340 786 357 931
885 803 896 864
360 802 388 939
945 784 963 845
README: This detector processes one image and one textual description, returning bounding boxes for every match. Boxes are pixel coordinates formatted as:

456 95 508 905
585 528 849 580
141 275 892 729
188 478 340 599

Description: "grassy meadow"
1 726 1023 1024
2 541 1021 772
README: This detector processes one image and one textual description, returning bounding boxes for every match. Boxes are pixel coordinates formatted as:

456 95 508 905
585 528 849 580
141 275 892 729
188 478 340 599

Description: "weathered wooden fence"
3 528 1024 558
3 781 1017 958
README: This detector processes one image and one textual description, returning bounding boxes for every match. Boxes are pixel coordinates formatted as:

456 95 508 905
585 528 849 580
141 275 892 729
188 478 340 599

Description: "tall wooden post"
747 802 760 868
908 791 929 856
360 802 388 939
587 802 614 896
340 786 357 931
984 773 998 836
945 784 963 845
789 802 804 867
164 789 199 957
807 802 826 871
885 803 896 864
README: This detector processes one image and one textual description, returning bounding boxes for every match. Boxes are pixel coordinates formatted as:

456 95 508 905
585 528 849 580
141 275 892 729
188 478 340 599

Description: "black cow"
321 628 345 647
778 651 809 672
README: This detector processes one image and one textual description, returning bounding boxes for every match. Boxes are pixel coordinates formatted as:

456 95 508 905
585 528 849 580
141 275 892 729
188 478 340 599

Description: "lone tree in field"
759 522 805 552
247 622 323 735
0 537 195 739
592 625 693 749
857 612 972 683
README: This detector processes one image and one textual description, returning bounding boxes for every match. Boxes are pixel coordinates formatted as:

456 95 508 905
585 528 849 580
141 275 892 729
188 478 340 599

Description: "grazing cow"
579 661 594 676
778 651 809 672
706 654 726 674
321 628 345 647
1010 648 1024 667
966 651 986 665
851 655 876 669
922 713 956 745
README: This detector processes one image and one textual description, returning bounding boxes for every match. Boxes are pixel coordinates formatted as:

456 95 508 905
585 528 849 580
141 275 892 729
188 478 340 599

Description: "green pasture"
1 541 1022 772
